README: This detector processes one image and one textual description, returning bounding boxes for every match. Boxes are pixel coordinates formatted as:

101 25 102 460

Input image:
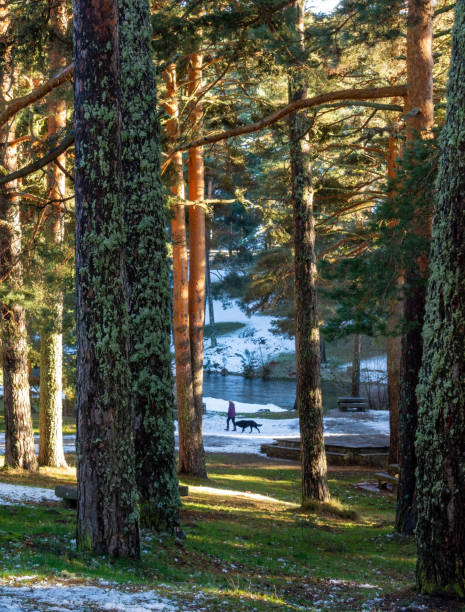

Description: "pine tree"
288 0 329 503
74 0 139 557
415 0 465 597
39 0 68 469
396 0 434 536
119 0 181 530
0 3 37 472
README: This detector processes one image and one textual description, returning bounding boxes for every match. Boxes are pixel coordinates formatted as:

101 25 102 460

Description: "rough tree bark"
120 0 180 531
396 0 434 535
288 0 330 503
74 0 139 557
416 1 465 596
0 9 37 471
39 0 67 469
185 45 207 477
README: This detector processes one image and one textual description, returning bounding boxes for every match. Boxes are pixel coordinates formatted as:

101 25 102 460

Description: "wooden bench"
55 484 189 508
337 396 369 412
374 472 398 493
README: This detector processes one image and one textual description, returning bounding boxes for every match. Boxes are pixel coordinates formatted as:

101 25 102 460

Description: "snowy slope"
204 300 294 374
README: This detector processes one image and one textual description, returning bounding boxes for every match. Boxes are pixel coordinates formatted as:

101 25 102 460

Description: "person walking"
225 400 236 431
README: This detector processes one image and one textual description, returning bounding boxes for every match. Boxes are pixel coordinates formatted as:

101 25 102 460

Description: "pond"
202 373 351 411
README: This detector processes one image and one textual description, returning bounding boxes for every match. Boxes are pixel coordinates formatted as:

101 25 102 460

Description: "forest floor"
0 453 463 611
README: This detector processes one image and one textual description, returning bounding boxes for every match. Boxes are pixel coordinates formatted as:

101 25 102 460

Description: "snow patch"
204 396 286 413
204 300 295 374
340 356 387 383
0 483 59 506
0 583 175 611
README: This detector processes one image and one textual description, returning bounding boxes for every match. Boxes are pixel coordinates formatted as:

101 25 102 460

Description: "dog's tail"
256 424 262 428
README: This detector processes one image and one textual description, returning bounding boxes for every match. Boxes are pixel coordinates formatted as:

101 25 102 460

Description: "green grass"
204 322 245 338
0 409 76 436
0 454 421 610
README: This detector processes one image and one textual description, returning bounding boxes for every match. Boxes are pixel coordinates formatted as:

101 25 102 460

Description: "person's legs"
225 417 231 431
232 417 236 431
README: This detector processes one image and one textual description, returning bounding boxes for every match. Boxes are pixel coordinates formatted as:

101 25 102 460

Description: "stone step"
273 438 301 449
261 442 388 467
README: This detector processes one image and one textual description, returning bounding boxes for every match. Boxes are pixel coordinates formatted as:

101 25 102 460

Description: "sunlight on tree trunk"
39 0 67 469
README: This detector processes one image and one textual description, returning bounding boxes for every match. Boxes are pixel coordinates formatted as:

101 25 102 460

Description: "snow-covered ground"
0 482 59 506
0 402 389 459
174 407 389 455
204 299 295 374
204 396 286 413
0 582 176 611
340 356 387 383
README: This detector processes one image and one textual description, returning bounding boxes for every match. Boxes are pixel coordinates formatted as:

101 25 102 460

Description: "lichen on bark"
415 0 465 597
118 0 180 530
74 0 140 558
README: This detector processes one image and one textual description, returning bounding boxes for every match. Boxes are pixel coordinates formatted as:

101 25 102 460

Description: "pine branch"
176 84 408 152
0 131 74 185
0 64 74 129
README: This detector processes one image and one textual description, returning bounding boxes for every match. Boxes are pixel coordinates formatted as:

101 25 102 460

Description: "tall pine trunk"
396 0 433 535
120 0 180 531
39 0 67 468
163 64 200 478
0 18 37 471
206 180 217 349
74 0 139 557
205 221 217 349
185 48 207 477
288 0 329 503
416 1 465 596
351 334 361 398
387 135 402 465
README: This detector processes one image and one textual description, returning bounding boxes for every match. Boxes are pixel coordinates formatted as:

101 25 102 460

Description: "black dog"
235 419 262 433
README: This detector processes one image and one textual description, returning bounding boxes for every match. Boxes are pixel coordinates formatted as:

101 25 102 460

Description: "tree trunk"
206 227 216 348
351 334 361 398
387 134 402 465
39 0 67 469
74 0 139 558
0 19 37 470
320 339 327 364
186 47 207 477
387 302 402 465
120 0 180 531
396 0 434 535
288 0 330 503
416 2 465 596
205 182 217 349
163 65 202 478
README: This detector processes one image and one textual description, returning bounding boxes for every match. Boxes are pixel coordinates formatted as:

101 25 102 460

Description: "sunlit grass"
0 410 76 436
0 453 417 610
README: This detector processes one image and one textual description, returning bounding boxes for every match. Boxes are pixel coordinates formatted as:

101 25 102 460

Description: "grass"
263 335 387 380
204 322 245 338
0 452 426 610
0 410 76 436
